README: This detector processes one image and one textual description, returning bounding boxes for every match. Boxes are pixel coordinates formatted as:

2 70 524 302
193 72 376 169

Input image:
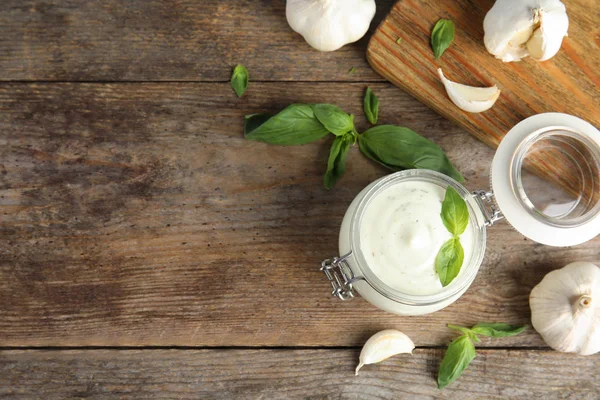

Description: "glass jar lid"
491 113 600 247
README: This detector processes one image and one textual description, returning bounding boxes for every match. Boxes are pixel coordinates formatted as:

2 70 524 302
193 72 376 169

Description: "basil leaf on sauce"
440 186 469 236
435 237 464 287
324 134 353 189
431 19 455 59
437 335 476 389
363 87 379 125
469 323 527 338
244 104 330 145
312 104 354 136
358 125 464 182
231 64 249 97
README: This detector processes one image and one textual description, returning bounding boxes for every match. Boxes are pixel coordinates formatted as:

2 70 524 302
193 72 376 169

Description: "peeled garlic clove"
286 0 376 52
483 0 568 62
437 69 501 113
530 262 600 355
356 329 414 375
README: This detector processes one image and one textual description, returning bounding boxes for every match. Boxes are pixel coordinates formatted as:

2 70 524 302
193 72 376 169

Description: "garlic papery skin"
286 0 376 52
483 0 569 62
437 69 501 113
530 262 600 355
356 329 414 375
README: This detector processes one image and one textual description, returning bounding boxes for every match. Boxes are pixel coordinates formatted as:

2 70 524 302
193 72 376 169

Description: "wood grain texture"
0 0 396 82
1 349 599 399
2 82 599 347
367 0 600 202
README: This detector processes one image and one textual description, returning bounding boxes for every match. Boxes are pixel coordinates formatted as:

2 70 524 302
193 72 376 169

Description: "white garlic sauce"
360 181 475 295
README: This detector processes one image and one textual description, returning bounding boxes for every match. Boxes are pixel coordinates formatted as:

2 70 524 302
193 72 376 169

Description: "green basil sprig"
435 187 469 286
231 64 249 97
438 323 526 389
363 87 379 125
431 19 455 59
244 101 463 189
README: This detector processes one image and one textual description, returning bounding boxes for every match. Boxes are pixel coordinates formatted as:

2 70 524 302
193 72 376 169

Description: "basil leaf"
437 335 475 389
324 135 352 189
312 104 354 136
441 186 469 236
435 237 464 287
431 19 455 59
244 104 330 146
231 64 249 97
363 87 379 125
358 125 464 182
470 323 527 338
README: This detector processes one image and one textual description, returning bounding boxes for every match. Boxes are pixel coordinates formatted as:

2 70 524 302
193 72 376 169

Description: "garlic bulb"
356 329 414 375
438 69 501 113
286 0 376 52
483 0 569 62
530 262 600 355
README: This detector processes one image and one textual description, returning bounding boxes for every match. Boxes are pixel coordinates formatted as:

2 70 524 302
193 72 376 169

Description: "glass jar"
321 113 600 316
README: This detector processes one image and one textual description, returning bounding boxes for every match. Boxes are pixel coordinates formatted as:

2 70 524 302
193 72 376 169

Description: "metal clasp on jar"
320 251 363 300
473 190 503 226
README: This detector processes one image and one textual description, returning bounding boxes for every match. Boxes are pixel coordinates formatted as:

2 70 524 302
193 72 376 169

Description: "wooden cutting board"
367 0 600 198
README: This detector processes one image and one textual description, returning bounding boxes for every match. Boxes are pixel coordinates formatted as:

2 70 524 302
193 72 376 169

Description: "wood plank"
367 0 600 203
0 0 395 82
2 82 599 347
1 349 598 399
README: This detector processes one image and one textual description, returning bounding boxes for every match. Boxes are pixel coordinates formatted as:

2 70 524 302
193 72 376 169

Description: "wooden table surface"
0 1 598 399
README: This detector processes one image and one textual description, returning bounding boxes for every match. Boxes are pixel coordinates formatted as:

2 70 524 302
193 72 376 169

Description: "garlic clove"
356 329 414 375
526 8 569 61
286 0 376 52
530 262 600 355
483 0 568 62
437 69 501 113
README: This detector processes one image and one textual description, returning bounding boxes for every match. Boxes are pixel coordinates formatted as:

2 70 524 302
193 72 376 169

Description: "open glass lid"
491 113 600 247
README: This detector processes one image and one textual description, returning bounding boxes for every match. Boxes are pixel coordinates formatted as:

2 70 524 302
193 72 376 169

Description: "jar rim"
349 170 487 306
510 126 600 228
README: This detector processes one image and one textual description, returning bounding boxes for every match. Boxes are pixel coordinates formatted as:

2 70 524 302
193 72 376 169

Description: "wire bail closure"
320 251 362 300
473 190 503 226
